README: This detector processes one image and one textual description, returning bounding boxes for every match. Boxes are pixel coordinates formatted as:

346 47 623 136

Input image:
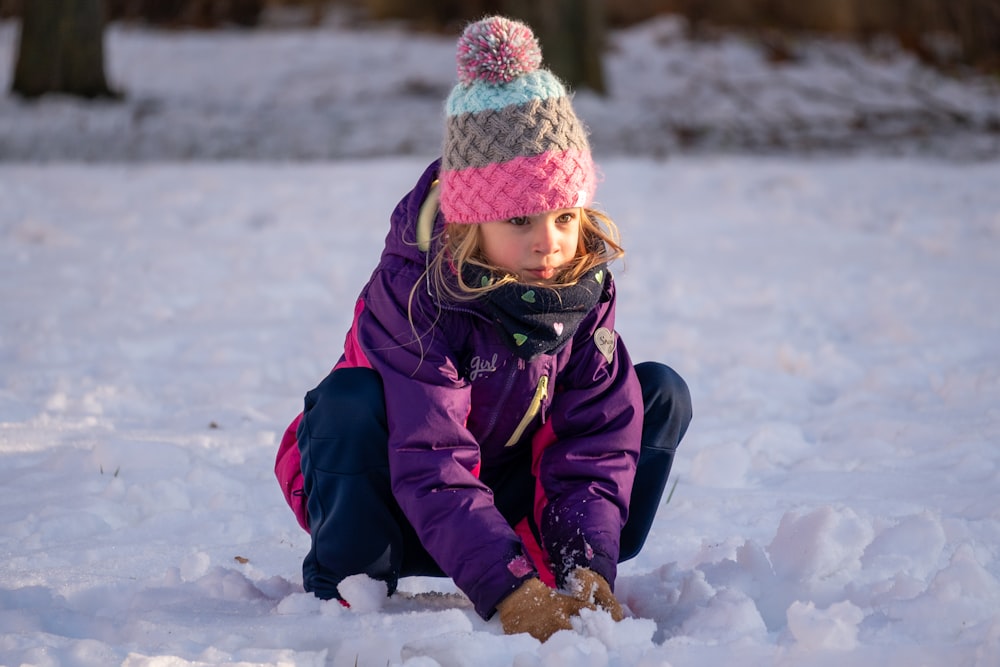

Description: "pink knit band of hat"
440 148 595 223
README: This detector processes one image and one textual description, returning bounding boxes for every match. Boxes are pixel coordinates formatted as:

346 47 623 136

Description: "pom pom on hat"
456 16 543 85
440 16 596 224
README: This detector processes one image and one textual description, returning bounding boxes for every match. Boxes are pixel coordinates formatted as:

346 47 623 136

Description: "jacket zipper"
435 304 548 448
504 375 549 447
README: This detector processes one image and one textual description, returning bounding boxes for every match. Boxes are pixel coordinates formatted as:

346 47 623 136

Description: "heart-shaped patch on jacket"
594 327 616 364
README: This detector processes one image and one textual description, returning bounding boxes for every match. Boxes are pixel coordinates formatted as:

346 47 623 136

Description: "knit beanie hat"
439 16 597 224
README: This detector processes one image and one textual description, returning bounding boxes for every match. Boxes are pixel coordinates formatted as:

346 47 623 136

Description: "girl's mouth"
524 267 557 281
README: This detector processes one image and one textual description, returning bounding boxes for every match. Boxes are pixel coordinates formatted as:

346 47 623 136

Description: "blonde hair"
426 208 625 304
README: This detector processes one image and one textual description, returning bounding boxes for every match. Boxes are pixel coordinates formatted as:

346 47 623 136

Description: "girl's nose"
533 221 560 254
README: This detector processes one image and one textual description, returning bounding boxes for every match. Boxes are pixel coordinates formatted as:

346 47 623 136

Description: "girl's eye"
557 212 576 224
508 216 530 226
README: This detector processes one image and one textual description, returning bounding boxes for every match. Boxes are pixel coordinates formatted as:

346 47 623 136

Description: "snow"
1 15 999 161
2 12 1000 667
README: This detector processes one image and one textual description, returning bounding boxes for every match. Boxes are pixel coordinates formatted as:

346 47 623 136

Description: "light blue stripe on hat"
445 70 566 116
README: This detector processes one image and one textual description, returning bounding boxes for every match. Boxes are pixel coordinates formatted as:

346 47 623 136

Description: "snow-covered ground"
2 13 1000 667
1 14 999 161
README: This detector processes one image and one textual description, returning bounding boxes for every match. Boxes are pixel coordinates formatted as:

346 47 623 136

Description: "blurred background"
2 0 999 160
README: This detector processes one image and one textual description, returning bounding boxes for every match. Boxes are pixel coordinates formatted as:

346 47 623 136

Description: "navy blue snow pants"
297 362 692 600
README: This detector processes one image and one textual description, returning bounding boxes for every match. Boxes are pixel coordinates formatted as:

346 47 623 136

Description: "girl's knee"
299 367 389 474
634 361 692 447
635 362 691 414
302 368 386 436
306 367 383 414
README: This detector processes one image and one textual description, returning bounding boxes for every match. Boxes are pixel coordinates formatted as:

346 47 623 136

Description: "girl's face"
478 208 581 285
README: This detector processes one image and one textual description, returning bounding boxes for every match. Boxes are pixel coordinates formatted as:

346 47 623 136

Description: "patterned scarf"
463 263 608 360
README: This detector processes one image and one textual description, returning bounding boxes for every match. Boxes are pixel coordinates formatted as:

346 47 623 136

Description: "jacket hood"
378 159 446 271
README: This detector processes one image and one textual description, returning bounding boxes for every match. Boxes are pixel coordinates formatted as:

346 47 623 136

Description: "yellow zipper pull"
505 375 549 447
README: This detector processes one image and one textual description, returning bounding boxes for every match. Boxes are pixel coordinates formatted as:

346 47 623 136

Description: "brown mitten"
496 577 596 641
567 568 625 621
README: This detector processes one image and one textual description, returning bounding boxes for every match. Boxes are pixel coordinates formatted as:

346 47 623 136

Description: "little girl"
275 16 692 642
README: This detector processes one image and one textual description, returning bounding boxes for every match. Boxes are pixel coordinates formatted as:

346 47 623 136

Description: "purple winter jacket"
275 160 644 619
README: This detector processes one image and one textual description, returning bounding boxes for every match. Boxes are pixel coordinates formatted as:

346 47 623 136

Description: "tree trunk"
12 0 118 99
503 0 607 95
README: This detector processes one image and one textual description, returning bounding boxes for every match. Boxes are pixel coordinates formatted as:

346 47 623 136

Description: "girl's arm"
534 276 644 590
357 263 538 620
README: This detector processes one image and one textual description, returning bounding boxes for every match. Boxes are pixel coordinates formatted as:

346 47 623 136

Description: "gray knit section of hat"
443 96 589 171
